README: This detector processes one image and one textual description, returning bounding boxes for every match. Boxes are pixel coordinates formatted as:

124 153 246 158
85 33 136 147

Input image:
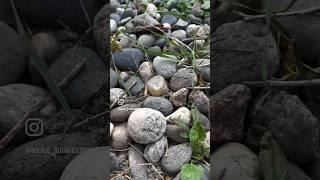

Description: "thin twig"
234 6 320 21
186 86 210 90
243 79 320 87
0 59 86 150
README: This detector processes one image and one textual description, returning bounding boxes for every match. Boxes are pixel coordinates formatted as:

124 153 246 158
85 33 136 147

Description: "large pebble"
211 143 260 180
0 133 98 180
138 34 156 48
133 14 160 26
138 61 155 82
59 147 108 180
153 56 177 80
161 143 193 175
212 21 280 92
48 47 107 108
112 122 132 150
169 88 189 107
146 75 169 96
14 0 104 30
166 107 191 125
111 103 141 123
186 24 199 37
112 48 145 71
189 90 209 114
127 108 166 144
0 84 56 137
128 144 148 180
250 90 320 164
0 21 27 86
212 84 251 145
123 76 144 96
144 136 167 163
143 96 174 116
170 68 198 91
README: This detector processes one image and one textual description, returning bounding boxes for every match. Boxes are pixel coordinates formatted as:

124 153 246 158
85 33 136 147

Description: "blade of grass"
11 0 71 112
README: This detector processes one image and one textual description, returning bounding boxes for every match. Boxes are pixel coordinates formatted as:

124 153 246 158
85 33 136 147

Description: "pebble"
110 68 119 88
186 24 199 38
0 84 57 137
119 71 130 81
212 84 251 145
119 17 132 26
170 68 198 91
110 123 114 136
123 76 145 96
169 88 189 107
161 143 193 175
166 107 191 125
166 124 188 143
195 59 210 82
110 152 121 172
137 34 156 48
29 32 60 84
48 47 107 107
173 18 189 30
110 88 127 105
171 29 187 41
128 144 148 180
212 21 280 92
143 96 174 116
111 103 142 123
189 90 210 114
250 90 320 164
154 38 167 48
119 34 136 48
133 14 160 26
127 108 166 144
146 3 157 17
111 13 121 23
138 61 155 82
196 24 210 38
153 56 178 80
14 0 104 30
146 75 169 96
60 147 108 180
111 0 121 12
0 22 27 86
111 19 117 33
146 46 161 60
199 113 210 132
211 143 260 180
112 122 132 150
161 14 178 25
144 136 167 163
112 48 145 71
117 8 137 19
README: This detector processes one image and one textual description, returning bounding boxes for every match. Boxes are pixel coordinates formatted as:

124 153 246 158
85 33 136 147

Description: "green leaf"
201 1 210 10
259 132 288 180
10 0 71 112
177 0 192 10
189 104 206 157
181 163 203 180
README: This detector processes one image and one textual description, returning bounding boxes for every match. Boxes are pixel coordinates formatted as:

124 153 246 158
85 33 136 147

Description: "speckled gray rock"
166 124 188 143
189 90 209 114
144 136 167 163
117 8 137 19
110 88 127 105
196 24 210 38
211 143 260 180
0 84 57 137
112 48 145 71
143 96 174 116
171 30 187 41
146 75 169 96
161 143 193 175
29 32 60 84
0 21 27 86
123 76 144 96
110 103 142 123
170 68 198 91
169 88 189 107
48 47 107 108
127 108 166 144
59 147 108 180
139 61 155 82
161 14 178 25
110 68 118 88
186 24 199 37
212 84 251 145
153 56 178 80
128 145 148 180
138 34 156 48
212 21 280 93
195 59 210 82
112 122 132 150
119 34 137 48
250 90 320 164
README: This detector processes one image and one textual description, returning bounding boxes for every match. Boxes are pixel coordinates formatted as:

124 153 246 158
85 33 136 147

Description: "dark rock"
170 68 198 91
112 48 145 71
161 14 178 25
143 96 174 116
123 76 144 96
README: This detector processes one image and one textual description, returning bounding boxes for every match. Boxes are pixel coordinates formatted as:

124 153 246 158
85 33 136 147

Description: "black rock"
112 48 145 71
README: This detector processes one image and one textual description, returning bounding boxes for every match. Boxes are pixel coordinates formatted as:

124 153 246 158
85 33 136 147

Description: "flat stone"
143 96 174 116
112 48 145 71
153 56 177 80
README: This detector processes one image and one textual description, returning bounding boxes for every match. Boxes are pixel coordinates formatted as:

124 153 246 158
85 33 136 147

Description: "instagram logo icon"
25 118 43 137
